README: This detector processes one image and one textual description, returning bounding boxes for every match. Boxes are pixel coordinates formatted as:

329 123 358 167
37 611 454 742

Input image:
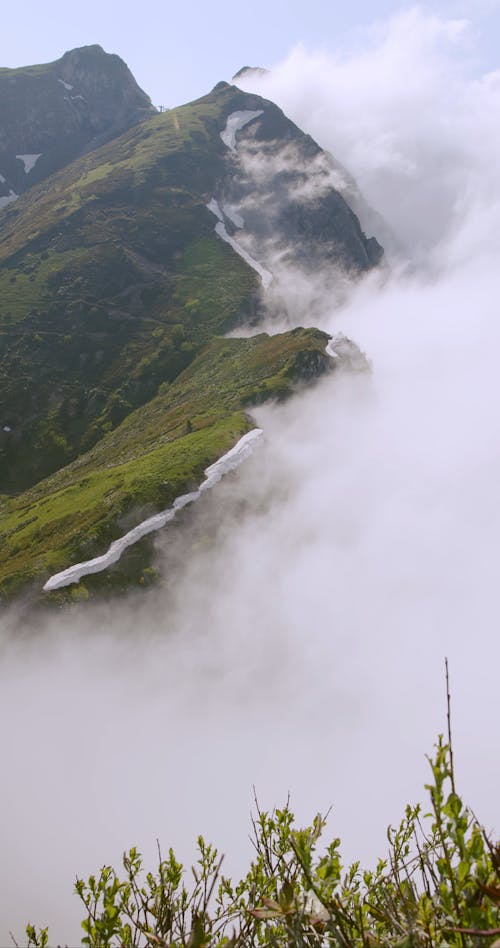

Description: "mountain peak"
232 66 269 81
0 46 156 201
60 43 107 58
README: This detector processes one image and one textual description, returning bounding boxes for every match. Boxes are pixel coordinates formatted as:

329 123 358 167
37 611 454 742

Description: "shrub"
22 736 499 947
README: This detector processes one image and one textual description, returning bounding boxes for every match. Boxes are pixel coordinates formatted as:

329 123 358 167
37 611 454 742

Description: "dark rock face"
212 84 383 277
0 45 155 201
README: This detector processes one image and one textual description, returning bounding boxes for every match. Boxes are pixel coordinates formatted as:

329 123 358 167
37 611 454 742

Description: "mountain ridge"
0 44 156 205
0 48 382 600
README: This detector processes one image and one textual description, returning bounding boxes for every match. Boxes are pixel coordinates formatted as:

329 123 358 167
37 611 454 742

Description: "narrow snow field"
43 429 263 591
57 78 73 90
0 190 17 208
221 203 244 228
206 197 224 221
220 110 263 150
206 197 273 286
16 154 42 173
214 221 273 287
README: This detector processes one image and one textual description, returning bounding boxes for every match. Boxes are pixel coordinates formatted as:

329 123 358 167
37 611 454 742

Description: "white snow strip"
206 197 224 221
3 426 11 433
0 174 5 184
325 338 340 359
206 198 244 229
57 78 73 90
0 190 17 209
215 221 273 288
71 94 85 101
42 428 263 592
16 154 42 174
220 110 263 150
221 203 244 228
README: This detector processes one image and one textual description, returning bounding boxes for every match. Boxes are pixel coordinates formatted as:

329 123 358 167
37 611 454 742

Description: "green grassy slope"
0 327 331 599
0 83 260 492
0 72 381 602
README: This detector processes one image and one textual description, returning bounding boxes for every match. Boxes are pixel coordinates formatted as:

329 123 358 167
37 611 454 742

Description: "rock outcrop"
0 45 155 202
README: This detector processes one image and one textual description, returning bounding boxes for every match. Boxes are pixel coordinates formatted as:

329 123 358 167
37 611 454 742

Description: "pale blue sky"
1 0 499 107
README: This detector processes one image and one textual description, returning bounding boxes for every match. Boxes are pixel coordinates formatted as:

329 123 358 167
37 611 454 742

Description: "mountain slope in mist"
0 50 381 600
0 327 339 599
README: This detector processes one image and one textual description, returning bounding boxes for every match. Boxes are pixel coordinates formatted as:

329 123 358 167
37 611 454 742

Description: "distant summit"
0 45 155 204
0 62 383 599
232 66 270 81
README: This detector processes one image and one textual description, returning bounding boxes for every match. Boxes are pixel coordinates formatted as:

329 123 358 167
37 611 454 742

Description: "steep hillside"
0 55 382 600
0 79 381 495
0 45 155 203
0 327 334 599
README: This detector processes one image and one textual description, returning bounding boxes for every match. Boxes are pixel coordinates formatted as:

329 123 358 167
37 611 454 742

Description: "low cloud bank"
1 7 500 942
238 6 500 263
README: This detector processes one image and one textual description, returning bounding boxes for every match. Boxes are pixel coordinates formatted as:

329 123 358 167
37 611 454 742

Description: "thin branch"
446 928 500 937
445 657 456 795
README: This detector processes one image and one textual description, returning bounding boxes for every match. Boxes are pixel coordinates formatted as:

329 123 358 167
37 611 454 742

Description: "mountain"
0 48 381 600
0 327 340 599
0 45 155 206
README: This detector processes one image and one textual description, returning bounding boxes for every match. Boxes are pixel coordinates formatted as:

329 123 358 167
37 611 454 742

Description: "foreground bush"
24 737 499 947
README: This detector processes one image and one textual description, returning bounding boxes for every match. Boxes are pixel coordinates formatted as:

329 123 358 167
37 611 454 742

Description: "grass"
0 412 249 596
0 328 330 599
0 82 266 493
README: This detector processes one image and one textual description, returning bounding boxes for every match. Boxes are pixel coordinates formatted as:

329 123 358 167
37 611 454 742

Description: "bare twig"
445 927 500 937
445 657 456 795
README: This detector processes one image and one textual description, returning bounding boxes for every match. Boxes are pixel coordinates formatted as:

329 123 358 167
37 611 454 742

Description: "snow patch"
206 197 224 221
214 221 273 288
207 197 271 285
71 95 85 101
57 78 73 90
221 203 244 228
326 334 370 372
325 338 340 359
2 426 11 433
0 190 17 209
220 110 263 150
16 154 42 174
42 429 263 592
0 174 5 184
206 198 244 229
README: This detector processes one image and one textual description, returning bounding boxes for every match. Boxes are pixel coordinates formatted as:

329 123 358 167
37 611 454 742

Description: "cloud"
1 6 500 943
236 6 500 261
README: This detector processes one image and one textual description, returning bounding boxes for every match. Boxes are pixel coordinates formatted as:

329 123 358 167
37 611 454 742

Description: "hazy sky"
2 0 500 106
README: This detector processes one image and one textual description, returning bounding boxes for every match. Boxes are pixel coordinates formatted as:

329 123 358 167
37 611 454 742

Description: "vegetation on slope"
22 738 500 947
0 83 261 493
0 44 155 196
0 64 381 602
0 328 331 599
0 76 381 496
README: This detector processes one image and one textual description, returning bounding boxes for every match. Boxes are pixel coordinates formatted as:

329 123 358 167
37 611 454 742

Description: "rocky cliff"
0 45 155 205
